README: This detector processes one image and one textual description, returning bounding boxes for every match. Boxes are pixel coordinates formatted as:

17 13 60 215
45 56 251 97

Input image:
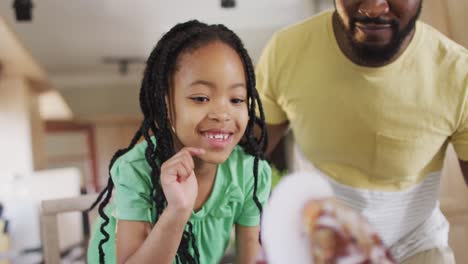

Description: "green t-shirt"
87 140 271 264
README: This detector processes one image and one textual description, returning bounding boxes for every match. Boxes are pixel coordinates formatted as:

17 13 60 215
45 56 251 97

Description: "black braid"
88 126 143 264
90 20 269 263
187 222 200 261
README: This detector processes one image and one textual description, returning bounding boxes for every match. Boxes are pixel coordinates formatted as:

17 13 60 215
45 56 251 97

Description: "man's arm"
264 122 289 156
457 160 468 186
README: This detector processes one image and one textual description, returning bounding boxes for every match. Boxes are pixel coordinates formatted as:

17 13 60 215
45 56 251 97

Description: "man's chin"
354 30 393 45
351 39 401 62
353 34 393 50
357 42 393 53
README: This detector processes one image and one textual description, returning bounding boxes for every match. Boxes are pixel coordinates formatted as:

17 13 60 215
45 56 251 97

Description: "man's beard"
335 3 422 64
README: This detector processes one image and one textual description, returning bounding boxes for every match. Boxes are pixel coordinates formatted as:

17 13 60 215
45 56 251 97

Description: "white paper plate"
261 170 333 264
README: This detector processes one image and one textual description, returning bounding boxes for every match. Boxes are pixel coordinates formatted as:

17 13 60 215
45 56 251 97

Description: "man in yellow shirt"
256 0 468 263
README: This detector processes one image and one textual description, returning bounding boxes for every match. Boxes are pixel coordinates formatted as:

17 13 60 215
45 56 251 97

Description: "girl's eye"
231 98 246 104
190 96 209 103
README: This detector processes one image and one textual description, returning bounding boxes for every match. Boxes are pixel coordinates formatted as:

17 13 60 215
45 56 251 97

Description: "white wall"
0 78 36 175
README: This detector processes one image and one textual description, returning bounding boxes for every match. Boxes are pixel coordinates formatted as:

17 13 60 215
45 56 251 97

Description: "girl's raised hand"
160 147 205 218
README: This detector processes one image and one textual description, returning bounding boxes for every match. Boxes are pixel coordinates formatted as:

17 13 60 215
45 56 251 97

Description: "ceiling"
0 0 333 120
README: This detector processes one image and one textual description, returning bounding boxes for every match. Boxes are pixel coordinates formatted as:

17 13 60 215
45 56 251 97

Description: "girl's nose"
207 111 231 122
358 0 390 18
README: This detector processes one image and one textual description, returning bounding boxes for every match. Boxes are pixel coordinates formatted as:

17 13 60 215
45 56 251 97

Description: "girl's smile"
201 129 235 149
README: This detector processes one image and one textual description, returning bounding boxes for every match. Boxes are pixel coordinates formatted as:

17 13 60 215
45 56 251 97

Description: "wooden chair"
40 193 99 264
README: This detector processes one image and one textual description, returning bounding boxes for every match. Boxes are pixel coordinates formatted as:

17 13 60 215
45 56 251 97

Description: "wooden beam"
0 16 51 93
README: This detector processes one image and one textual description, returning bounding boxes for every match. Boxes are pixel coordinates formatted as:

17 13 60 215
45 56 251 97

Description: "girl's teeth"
206 133 229 140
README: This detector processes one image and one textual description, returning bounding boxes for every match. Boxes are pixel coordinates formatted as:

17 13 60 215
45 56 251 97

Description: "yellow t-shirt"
256 10 468 191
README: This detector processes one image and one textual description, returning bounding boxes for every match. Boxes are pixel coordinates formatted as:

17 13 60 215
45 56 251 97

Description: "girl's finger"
181 152 195 170
175 163 191 181
178 159 194 181
182 147 206 157
161 147 205 180
170 147 205 163
162 155 185 169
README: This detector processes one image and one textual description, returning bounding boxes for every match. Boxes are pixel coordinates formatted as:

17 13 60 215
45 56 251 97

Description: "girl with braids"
87 20 271 264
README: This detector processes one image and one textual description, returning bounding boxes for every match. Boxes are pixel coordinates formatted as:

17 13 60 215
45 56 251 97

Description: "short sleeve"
255 33 288 125
236 160 272 226
451 79 468 161
111 159 154 222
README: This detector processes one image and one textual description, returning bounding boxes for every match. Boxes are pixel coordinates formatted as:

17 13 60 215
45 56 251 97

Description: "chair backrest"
0 168 82 257
40 193 98 264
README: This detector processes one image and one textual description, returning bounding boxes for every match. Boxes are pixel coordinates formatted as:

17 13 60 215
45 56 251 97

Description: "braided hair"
88 20 268 264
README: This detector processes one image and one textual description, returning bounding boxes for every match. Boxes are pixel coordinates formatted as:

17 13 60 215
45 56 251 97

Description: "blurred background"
0 0 467 263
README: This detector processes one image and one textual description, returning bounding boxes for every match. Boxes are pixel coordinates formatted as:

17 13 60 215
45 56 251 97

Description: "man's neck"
331 12 415 67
